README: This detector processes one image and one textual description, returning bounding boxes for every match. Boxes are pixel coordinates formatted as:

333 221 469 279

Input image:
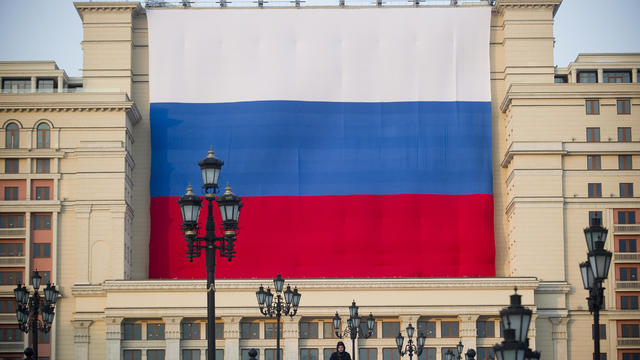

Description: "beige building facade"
0 0 638 359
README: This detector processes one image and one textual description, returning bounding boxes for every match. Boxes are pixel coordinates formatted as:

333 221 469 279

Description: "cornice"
501 141 640 168
74 2 145 19
494 0 562 15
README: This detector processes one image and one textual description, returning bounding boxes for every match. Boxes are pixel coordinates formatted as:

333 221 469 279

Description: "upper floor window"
300 349 318 360
33 215 51 230
1 79 30 93
477 320 495 338
264 322 282 339
554 75 568 83
299 321 317 339
619 127 632 142
620 183 634 198
578 71 598 83
622 353 640 360
323 322 337 339
147 350 165 360
620 267 638 281
418 321 436 338
589 211 603 226
0 215 24 228
147 323 165 340
619 239 637 253
619 155 633 170
587 127 600 142
604 70 632 83
381 322 400 338
182 322 201 340
618 99 631 115
123 350 141 360
4 187 18 201
37 79 55 93
588 183 602 198
240 322 258 339
4 159 18 174
620 296 639 310
587 155 601 170
586 100 600 115
35 187 49 200
36 123 50 149
619 211 637 224
5 123 19 149
35 159 50 173
441 321 459 338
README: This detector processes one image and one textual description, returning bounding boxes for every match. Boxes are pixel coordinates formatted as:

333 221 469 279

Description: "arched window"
5 123 19 149
36 123 50 149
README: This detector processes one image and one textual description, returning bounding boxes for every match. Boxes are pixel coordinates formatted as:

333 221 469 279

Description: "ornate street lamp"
255 273 301 360
445 341 465 360
333 301 375 360
579 217 611 360
395 323 426 359
14 271 59 360
493 288 539 360
177 149 243 360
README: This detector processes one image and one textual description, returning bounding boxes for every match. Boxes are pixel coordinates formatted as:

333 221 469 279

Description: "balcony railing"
616 281 640 290
0 257 24 267
615 252 640 261
618 338 640 347
143 0 491 8
0 342 25 353
0 228 25 238
614 224 640 233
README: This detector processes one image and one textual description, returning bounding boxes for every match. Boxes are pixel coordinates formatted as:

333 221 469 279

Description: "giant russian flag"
147 7 494 279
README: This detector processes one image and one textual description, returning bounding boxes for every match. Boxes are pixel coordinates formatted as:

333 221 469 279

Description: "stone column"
459 314 479 356
597 68 604 83
163 316 183 360
30 76 36 92
72 320 92 360
550 317 568 360
283 315 300 360
632 68 638 83
106 317 123 360
528 314 537 350
223 316 242 360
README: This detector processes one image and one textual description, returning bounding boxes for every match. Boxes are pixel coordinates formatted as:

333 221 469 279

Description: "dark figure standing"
330 341 352 360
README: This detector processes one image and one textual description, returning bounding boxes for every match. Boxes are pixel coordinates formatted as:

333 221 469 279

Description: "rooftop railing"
120 0 493 8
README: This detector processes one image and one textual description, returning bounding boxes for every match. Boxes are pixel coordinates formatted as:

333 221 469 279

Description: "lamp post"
395 323 426 360
444 342 464 360
493 288 539 360
255 273 301 360
579 218 611 360
333 301 375 360
13 271 59 360
177 149 243 360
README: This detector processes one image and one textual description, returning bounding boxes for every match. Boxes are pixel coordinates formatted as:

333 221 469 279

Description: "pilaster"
72 320 93 360
550 317 568 360
75 206 91 284
283 315 300 360
163 316 183 360
223 316 242 360
459 314 480 354
106 316 123 360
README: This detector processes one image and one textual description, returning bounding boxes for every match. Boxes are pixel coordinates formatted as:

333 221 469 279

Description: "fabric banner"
147 7 494 279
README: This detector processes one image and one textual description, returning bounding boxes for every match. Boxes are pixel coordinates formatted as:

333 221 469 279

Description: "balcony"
615 253 640 262
0 341 24 353
618 338 640 347
0 257 24 267
616 281 640 290
614 224 640 234
0 228 25 238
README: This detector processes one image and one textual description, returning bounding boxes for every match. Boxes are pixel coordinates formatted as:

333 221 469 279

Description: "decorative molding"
549 317 568 340
223 316 242 339
459 314 480 337
162 316 183 339
105 316 124 340
71 320 93 344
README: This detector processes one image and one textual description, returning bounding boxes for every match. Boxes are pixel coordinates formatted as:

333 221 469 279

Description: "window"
33 215 51 230
620 296 639 310
0 327 23 341
182 322 201 340
618 99 631 114
418 321 436 338
4 159 18 173
33 243 51 258
619 155 633 170
38 271 50 286
0 243 23 256
264 322 282 339
359 348 377 360
2 79 30 93
265 349 283 360
622 353 640 360
0 299 16 313
323 322 337 339
300 349 319 360
0 271 22 285
36 123 50 149
299 321 318 339
554 75 568 83
4 187 17 200
600 354 607 360
5 123 19 149
0 215 24 228
359 318 376 338
619 239 638 253
620 268 638 281
147 350 165 360
35 187 50 200
383 348 401 360
592 324 606 339
37 79 55 93
35 159 50 173
588 183 602 198
604 70 631 83
382 322 400 338
588 155 601 170
619 211 637 224
324 348 334 360
621 324 640 337
418 348 437 360
586 127 600 142
619 127 632 142
240 322 259 339
620 183 634 198
182 349 200 360
477 347 495 360
441 348 457 360
441 321 459 337
578 71 598 83
477 320 495 338
241 349 255 360
38 330 50 344
586 99 600 114
147 323 165 340
122 323 142 340
214 322 224 339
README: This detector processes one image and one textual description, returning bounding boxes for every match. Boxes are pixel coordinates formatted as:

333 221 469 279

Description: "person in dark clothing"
330 341 352 360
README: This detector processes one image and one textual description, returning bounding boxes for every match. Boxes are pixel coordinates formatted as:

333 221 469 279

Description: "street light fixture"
177 149 243 360
395 323 426 359
493 288 538 360
579 217 612 360
255 273 301 360
14 271 59 360
333 300 375 360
